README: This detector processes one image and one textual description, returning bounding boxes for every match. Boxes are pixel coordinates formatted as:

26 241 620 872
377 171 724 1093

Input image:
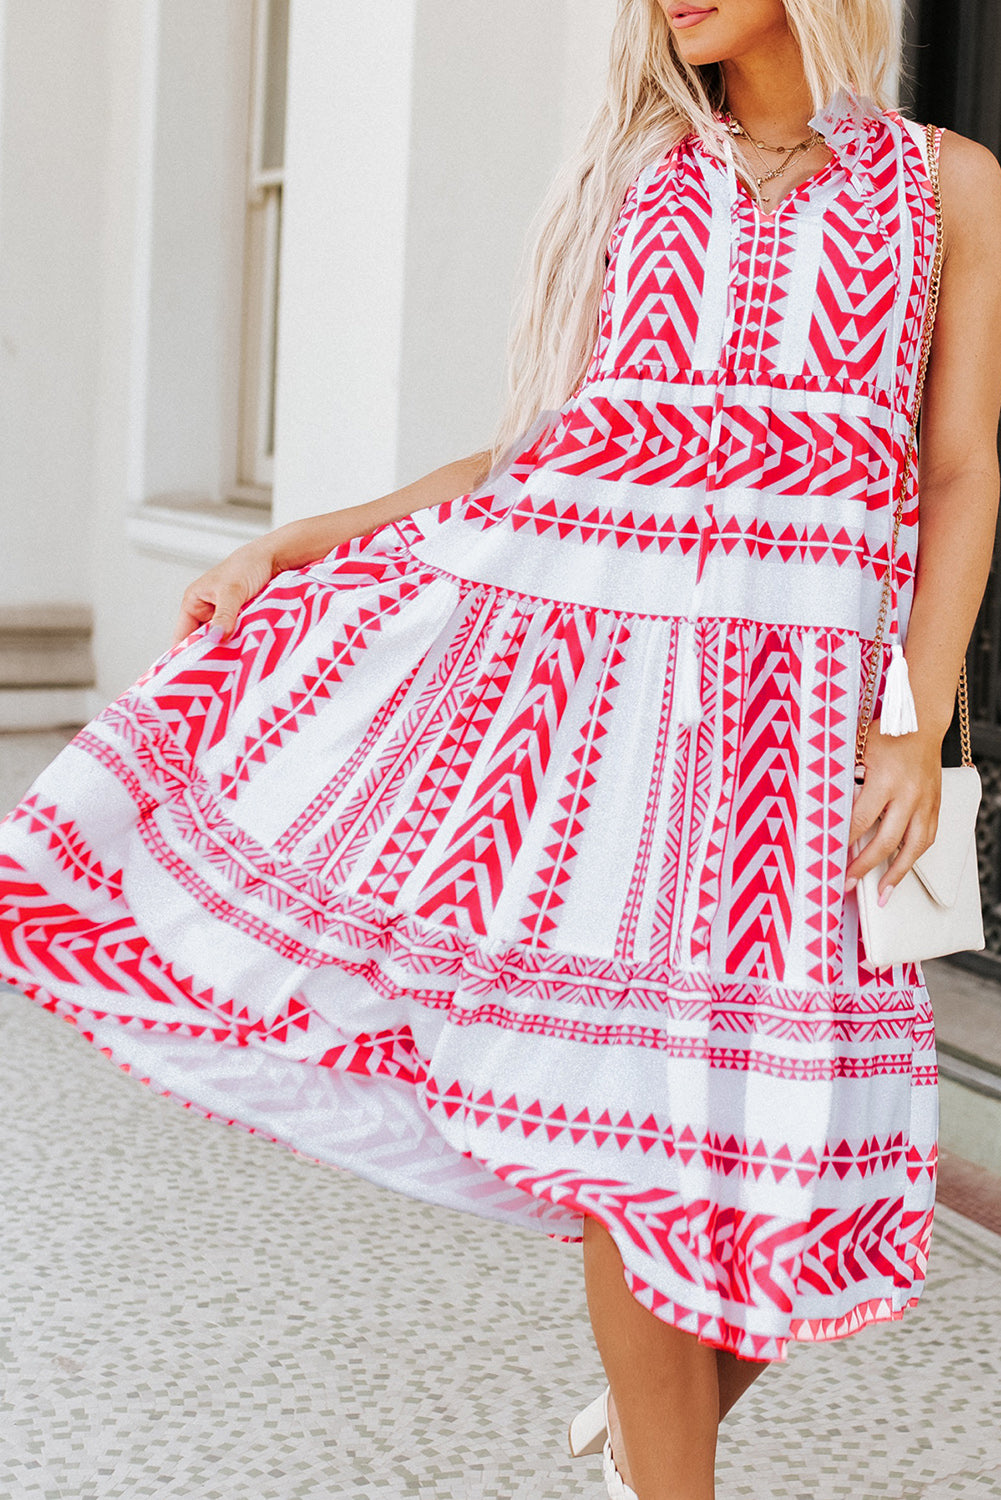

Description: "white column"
0 0 106 610
273 1 417 526
0 0 7 234
273 0 604 524
86 0 257 700
394 0 571 483
139 0 250 504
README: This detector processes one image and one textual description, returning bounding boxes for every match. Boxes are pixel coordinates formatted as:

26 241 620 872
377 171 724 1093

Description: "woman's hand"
171 539 278 648
844 722 944 905
167 451 494 652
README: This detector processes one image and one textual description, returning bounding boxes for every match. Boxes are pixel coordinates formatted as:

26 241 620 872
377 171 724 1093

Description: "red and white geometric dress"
0 88 942 1362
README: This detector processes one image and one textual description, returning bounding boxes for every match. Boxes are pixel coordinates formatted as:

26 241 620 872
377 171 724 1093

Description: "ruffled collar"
806 85 883 168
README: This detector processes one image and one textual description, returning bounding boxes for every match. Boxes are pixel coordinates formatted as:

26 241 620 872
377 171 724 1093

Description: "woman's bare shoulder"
936 128 1001 262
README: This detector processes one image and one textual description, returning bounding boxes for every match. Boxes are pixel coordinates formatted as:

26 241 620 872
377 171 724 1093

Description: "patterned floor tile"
1 991 1000 1499
2 732 1001 1499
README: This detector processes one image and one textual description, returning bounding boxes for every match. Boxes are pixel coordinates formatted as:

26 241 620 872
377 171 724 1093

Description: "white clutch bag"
852 119 985 972
855 765 985 969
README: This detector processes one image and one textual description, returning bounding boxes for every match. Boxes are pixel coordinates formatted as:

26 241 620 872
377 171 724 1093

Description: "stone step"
936 1147 1001 1238
926 957 1001 1175
938 1076 1001 1175
0 604 95 690
926 957 1001 1079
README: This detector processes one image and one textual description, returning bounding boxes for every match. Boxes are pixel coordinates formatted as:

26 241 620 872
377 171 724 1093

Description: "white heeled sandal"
568 1385 638 1500
567 1385 609 1457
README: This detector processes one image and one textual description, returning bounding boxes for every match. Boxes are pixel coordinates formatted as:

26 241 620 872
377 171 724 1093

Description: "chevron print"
216 578 426 799
520 620 630 943
543 393 715 487
411 607 598 935
348 598 529 898
806 214 898 381
0 98 945 1367
488 1163 934 1361
692 623 745 960
647 644 699 966
134 544 417 759
295 586 512 881
712 403 894 498
610 150 714 372
615 649 677 962
802 632 853 986
82 695 203 806
725 630 802 980
275 653 424 858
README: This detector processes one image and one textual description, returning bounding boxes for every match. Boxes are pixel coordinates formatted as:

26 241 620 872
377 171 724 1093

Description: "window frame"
232 0 289 506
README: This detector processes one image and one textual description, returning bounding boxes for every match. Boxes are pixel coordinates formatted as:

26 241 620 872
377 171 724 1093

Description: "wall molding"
126 497 272 567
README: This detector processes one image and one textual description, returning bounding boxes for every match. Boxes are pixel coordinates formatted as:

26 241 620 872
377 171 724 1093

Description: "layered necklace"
718 109 826 209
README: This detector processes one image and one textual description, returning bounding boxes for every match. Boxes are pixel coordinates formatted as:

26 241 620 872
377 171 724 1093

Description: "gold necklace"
721 111 824 189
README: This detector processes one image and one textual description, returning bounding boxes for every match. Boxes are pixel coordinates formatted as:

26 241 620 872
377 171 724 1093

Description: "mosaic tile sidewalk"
2 990 1000 1500
2 731 1000 1498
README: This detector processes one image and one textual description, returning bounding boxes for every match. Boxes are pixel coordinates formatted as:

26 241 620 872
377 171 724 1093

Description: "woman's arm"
846 130 1001 900
267 449 493 572
171 448 492 646
894 132 1001 743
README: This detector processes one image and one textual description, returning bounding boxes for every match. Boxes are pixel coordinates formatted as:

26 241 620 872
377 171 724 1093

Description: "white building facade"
0 0 616 717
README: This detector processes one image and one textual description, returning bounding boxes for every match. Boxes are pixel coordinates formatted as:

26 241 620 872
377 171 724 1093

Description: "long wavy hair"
488 0 902 465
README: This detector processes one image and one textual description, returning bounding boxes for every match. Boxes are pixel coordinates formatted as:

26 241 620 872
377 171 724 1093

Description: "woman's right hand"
171 539 278 648
168 448 494 650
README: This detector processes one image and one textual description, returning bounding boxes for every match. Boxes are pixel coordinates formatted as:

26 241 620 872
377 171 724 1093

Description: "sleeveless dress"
0 88 942 1363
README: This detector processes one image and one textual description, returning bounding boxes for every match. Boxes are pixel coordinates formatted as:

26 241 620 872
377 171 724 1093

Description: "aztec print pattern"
0 90 943 1362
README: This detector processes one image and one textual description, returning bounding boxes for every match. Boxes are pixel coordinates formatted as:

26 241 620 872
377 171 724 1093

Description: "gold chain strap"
854 120 973 771
958 658 973 764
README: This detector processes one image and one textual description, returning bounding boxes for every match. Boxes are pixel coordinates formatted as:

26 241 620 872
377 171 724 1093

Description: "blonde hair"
489 0 902 465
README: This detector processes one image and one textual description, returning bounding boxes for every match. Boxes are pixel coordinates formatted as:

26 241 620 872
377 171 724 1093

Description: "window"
232 0 289 506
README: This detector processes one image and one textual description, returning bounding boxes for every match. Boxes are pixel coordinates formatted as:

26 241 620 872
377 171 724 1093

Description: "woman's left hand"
844 722 943 905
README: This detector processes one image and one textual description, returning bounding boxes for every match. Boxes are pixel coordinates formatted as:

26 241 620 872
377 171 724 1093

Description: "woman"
2 2 1000 1497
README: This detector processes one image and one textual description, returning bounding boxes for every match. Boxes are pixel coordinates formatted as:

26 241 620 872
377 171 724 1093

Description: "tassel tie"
674 619 704 729
881 639 918 735
879 461 918 737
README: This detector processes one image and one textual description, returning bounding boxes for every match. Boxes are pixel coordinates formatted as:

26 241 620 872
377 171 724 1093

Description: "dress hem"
1 971 934 1368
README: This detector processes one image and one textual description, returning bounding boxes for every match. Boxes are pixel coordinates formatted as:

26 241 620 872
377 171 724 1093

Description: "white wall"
274 0 617 524
142 0 249 503
86 0 194 698
3 0 907 702
395 0 572 484
0 0 106 610
0 0 624 696
85 0 257 699
273 2 417 524
561 0 616 159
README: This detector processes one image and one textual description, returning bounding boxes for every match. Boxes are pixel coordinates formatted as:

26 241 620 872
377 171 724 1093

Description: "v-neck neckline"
731 152 840 223
690 133 841 224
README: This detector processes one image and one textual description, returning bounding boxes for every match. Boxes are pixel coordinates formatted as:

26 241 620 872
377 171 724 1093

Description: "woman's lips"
671 6 716 26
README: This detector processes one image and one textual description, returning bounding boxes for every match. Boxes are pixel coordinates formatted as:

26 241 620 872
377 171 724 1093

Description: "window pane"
265 186 283 459
261 0 289 173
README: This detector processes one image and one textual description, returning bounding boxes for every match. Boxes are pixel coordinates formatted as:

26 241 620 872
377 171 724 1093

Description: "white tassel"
880 641 918 735
674 620 704 728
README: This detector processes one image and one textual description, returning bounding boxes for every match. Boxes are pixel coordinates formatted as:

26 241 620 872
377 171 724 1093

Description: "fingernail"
878 887 893 908
844 877 857 893
207 624 225 643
